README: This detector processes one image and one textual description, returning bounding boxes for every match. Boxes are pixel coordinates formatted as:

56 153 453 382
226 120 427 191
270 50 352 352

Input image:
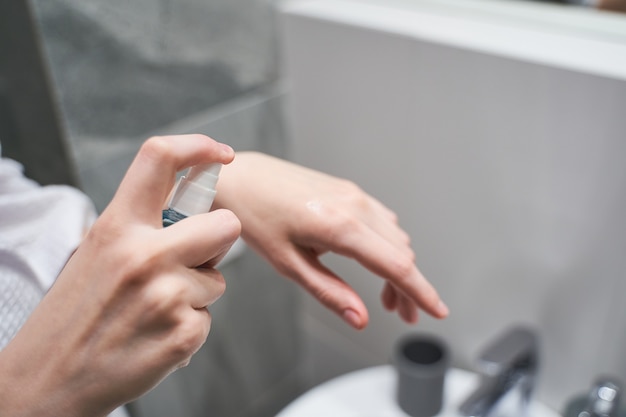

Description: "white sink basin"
276 366 560 417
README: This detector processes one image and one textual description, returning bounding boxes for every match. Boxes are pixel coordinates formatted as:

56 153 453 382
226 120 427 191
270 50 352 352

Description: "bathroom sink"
276 365 560 417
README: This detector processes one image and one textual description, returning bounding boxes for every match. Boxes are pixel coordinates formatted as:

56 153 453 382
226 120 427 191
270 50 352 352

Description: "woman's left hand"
214 152 448 329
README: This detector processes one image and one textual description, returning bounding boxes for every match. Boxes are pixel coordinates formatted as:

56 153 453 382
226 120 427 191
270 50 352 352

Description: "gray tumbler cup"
393 333 450 417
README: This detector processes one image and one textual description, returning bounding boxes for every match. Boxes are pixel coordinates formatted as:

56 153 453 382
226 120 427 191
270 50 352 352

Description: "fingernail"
436 300 450 318
342 309 362 329
221 142 234 153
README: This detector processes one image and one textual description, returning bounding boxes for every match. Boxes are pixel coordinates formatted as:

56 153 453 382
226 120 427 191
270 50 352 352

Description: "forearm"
213 151 264 213
213 151 284 245
0 313 101 417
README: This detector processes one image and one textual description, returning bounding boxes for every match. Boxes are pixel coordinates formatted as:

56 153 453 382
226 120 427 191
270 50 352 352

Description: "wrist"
0 322 98 417
0 343 52 417
213 151 262 211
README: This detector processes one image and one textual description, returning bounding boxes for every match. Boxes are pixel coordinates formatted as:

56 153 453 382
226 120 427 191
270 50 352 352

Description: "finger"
382 282 419 323
381 282 398 311
286 248 370 329
162 209 241 268
111 135 235 224
360 196 413 253
363 214 413 260
396 292 419 323
366 195 401 225
332 224 449 319
186 268 227 309
173 308 213 369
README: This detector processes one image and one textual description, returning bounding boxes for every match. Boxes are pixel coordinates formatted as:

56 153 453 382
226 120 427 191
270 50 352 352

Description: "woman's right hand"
0 135 241 417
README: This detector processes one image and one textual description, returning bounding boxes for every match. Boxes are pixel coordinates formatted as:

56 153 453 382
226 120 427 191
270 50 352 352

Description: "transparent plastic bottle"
162 163 221 227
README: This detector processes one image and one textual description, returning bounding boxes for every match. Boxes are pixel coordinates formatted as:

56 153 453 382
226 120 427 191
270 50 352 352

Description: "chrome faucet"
459 325 539 417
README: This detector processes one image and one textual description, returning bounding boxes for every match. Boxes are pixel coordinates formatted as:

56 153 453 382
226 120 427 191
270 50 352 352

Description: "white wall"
280 0 626 411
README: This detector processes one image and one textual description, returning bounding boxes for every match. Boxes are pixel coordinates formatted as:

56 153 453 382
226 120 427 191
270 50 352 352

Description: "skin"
215 152 448 329
0 135 241 417
0 134 447 416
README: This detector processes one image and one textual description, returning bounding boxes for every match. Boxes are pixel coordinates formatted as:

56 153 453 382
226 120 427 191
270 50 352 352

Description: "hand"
215 152 448 330
0 135 241 417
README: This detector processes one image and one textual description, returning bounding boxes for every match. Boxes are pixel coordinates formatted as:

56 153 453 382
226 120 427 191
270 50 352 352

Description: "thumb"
108 135 235 226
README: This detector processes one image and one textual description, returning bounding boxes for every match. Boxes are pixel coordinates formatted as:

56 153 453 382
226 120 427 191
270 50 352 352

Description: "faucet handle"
477 325 538 376
582 377 622 417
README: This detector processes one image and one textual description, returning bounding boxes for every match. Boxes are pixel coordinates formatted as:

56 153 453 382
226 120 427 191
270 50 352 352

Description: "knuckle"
215 273 226 295
333 212 360 234
140 273 190 316
338 178 360 194
207 272 226 304
339 180 368 206
171 333 199 362
401 231 412 247
309 200 356 235
390 255 415 281
143 279 182 313
140 136 172 160
170 313 210 363
83 227 167 288
326 213 362 248
138 136 176 169
119 246 165 287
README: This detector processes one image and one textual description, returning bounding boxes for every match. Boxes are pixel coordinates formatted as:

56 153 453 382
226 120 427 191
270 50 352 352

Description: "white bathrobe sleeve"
0 155 130 417
0 156 97 344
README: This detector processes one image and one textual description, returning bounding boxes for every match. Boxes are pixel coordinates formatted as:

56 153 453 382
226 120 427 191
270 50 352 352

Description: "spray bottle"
162 163 221 227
